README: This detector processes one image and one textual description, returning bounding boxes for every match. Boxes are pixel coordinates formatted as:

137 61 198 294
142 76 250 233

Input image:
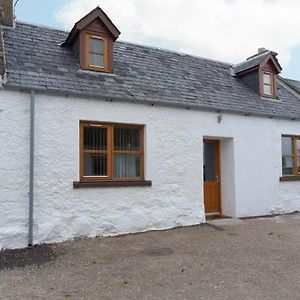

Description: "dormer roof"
62 7 121 46
233 49 282 76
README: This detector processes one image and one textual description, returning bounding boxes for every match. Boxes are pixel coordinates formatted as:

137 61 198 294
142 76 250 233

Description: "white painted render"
0 89 300 249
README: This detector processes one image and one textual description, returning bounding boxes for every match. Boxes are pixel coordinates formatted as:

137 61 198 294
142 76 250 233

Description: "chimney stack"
0 0 14 27
258 47 267 54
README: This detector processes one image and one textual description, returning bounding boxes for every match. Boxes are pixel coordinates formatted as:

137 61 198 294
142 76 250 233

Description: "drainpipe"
28 90 35 247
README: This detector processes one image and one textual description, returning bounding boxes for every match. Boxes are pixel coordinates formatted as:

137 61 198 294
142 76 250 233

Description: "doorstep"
205 214 231 221
206 217 244 226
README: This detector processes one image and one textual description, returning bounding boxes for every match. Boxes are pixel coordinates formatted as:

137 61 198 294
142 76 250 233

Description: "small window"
262 71 275 98
80 122 144 181
282 135 300 176
85 34 108 72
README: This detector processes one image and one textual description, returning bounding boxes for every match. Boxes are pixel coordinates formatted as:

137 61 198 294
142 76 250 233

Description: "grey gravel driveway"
0 213 300 300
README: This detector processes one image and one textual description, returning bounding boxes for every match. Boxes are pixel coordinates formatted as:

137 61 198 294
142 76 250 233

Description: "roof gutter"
28 89 35 247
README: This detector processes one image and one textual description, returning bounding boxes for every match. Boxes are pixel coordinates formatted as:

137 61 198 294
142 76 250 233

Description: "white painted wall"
1 89 300 249
0 91 30 249
220 138 236 217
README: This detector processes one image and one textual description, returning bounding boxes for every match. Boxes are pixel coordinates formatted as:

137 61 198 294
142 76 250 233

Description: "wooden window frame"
260 70 276 99
80 121 145 182
84 33 109 72
282 135 300 177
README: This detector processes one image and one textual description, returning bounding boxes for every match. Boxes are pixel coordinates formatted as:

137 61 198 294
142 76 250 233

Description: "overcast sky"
16 0 300 80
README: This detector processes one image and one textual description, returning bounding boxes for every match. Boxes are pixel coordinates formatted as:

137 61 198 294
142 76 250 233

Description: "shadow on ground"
0 244 57 270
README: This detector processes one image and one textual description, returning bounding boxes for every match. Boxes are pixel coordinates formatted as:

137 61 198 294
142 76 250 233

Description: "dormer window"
62 7 121 74
262 71 275 98
85 34 108 71
233 48 282 100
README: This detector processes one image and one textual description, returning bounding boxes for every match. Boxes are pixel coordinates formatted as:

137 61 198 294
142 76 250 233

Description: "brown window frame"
282 135 300 177
260 71 276 99
84 33 109 72
80 121 145 182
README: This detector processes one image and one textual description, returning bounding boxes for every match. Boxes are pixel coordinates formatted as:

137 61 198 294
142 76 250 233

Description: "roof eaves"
232 65 259 76
232 56 265 75
3 82 300 122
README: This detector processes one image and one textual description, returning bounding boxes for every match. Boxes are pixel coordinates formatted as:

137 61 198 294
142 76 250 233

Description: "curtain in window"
114 154 140 179
114 128 141 179
282 136 293 175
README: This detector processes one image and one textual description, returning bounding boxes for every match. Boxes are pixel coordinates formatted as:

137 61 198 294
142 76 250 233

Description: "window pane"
263 84 272 95
282 137 292 156
282 136 293 175
84 154 107 176
84 127 107 150
89 54 104 67
263 73 271 84
90 37 104 53
282 156 293 175
204 143 216 181
114 154 141 179
297 139 300 174
297 139 300 155
114 128 141 151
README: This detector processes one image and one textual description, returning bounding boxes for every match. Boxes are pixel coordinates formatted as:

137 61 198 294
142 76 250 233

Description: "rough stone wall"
275 183 300 214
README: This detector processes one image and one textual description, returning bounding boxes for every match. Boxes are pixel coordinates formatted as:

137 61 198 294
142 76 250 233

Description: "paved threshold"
207 218 244 226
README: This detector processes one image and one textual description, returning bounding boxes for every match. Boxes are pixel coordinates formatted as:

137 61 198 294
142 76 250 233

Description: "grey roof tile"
1 22 300 119
282 78 300 94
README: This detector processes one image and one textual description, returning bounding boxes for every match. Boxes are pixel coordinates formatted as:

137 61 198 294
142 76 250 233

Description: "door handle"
216 175 220 182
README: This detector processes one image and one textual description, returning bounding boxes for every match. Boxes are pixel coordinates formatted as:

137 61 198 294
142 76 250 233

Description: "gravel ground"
0 213 300 300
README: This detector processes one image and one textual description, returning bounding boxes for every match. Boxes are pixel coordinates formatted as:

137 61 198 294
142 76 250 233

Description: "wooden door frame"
203 139 222 214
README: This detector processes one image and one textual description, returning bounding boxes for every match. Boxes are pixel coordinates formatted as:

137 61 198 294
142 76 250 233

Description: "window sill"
280 175 300 182
73 180 152 189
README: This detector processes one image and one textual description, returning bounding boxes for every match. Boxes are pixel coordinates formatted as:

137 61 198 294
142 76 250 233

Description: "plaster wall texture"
0 89 300 249
0 91 30 249
220 139 236 217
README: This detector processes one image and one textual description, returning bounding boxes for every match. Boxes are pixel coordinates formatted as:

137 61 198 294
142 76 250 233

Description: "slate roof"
2 21 300 120
283 78 300 94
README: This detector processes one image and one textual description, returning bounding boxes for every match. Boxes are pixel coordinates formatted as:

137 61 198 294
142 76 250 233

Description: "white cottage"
1 2 300 249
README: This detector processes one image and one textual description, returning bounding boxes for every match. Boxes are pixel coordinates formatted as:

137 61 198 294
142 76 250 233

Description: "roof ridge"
15 20 70 33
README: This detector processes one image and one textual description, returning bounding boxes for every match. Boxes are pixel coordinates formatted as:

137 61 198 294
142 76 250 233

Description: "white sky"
55 0 300 66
